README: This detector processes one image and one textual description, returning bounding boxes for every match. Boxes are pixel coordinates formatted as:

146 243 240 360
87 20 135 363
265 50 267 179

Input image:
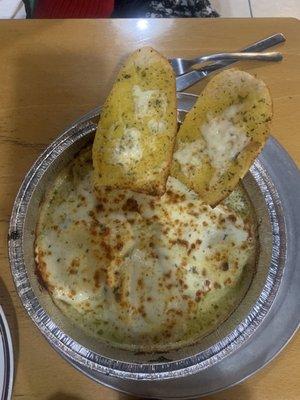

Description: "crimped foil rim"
8 101 286 381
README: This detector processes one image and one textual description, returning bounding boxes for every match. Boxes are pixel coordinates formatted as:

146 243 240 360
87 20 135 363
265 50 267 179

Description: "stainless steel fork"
175 33 286 92
170 51 282 76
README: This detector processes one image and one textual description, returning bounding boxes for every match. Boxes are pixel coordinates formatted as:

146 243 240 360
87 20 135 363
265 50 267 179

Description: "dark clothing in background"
113 0 219 18
26 0 219 18
32 0 114 18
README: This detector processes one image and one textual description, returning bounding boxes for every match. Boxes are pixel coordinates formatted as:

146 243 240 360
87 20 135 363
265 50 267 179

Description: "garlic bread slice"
171 69 272 206
92 47 177 196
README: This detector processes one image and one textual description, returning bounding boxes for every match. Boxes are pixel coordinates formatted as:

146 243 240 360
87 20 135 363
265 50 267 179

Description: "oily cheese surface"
171 69 272 206
92 46 177 196
35 147 257 352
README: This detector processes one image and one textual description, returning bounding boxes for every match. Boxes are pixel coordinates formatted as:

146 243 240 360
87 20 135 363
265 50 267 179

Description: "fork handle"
176 33 286 92
194 51 282 64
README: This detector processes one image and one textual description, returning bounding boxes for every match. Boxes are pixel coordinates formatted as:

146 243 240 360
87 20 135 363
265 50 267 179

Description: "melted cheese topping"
35 148 256 352
173 139 205 175
132 85 167 118
113 127 142 167
202 105 250 174
147 119 166 134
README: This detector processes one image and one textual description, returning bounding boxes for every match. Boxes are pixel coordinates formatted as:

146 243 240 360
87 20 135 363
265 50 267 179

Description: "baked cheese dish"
34 51 274 352
35 147 256 351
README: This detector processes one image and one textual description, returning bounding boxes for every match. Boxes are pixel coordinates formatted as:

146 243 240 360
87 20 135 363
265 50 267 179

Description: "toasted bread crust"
93 47 177 196
171 69 272 206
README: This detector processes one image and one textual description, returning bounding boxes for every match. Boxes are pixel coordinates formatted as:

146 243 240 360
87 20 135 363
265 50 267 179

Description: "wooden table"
0 18 299 400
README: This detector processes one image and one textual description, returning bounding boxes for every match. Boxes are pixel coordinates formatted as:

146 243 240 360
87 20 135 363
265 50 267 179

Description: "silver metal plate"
8 93 300 398
0 307 14 400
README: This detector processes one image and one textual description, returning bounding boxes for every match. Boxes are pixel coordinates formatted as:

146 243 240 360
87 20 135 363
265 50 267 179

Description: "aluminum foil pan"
8 94 300 397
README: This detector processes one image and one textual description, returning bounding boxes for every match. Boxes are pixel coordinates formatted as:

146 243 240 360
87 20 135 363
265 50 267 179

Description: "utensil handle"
240 32 286 52
176 33 286 92
196 51 282 63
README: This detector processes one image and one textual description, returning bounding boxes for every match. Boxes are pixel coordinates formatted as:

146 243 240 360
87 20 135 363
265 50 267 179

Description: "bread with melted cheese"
92 46 177 196
171 69 272 206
